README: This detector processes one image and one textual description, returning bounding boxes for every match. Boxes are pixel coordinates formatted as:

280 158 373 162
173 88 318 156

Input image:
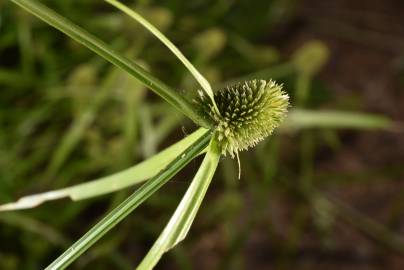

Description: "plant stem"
45 130 212 270
10 0 213 128
105 0 217 106
137 139 220 269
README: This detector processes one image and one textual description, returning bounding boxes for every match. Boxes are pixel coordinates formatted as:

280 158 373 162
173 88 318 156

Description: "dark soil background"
239 1 404 269
189 1 404 269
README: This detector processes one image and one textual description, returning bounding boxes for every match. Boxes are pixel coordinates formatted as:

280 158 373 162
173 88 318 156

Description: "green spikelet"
196 79 289 157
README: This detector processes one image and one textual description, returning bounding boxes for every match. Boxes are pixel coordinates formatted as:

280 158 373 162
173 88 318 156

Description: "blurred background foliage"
1 0 404 269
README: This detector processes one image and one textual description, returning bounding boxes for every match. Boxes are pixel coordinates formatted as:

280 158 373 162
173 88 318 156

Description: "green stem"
10 0 213 128
45 130 212 270
137 139 220 269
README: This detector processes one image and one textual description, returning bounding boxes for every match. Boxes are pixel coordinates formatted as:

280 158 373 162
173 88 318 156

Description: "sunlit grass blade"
137 139 220 270
105 0 219 112
10 0 213 128
44 130 212 270
282 109 395 131
0 128 209 211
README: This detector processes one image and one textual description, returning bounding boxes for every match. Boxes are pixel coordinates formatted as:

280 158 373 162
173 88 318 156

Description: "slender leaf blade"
10 0 213 128
137 139 220 270
0 128 208 211
282 109 394 131
105 0 219 111
44 130 212 270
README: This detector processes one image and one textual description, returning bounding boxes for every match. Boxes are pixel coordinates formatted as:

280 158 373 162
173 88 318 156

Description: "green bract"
197 79 289 157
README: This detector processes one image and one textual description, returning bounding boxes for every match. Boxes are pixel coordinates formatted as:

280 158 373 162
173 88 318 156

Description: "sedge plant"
3 0 288 269
2 0 401 269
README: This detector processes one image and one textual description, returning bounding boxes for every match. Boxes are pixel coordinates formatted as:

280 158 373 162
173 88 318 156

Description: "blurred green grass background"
1 0 404 269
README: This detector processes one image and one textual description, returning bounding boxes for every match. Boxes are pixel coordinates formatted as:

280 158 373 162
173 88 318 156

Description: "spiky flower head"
196 79 289 157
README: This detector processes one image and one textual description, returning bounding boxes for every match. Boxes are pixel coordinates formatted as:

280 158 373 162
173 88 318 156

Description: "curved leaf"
0 128 208 211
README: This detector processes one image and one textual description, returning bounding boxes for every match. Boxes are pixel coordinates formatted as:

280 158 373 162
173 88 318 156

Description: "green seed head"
196 79 289 157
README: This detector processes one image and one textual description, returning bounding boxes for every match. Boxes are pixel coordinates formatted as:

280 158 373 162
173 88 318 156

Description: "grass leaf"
282 109 395 131
10 0 213 128
137 139 220 270
44 130 212 270
105 0 219 110
0 128 209 211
